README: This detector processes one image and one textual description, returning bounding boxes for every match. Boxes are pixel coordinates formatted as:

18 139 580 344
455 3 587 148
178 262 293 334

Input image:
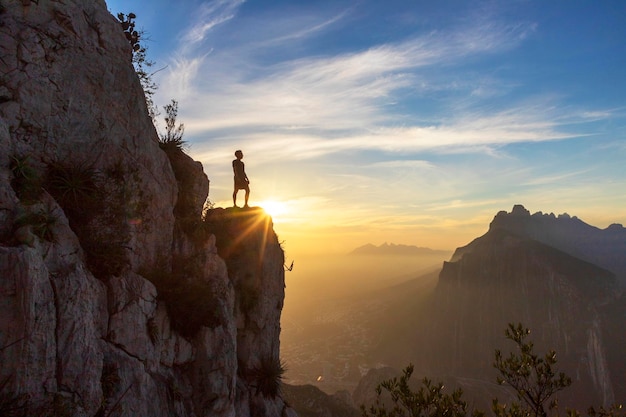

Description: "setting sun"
258 199 289 220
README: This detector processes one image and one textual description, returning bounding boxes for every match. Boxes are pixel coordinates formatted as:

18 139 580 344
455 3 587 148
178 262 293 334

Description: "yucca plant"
44 162 101 216
250 355 286 398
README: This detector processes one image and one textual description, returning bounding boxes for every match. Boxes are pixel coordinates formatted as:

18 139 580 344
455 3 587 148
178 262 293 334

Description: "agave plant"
44 162 101 216
250 355 286 398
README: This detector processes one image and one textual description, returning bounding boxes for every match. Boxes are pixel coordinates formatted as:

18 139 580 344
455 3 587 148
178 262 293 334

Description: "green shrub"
44 162 132 280
158 99 186 152
361 364 480 417
362 324 625 417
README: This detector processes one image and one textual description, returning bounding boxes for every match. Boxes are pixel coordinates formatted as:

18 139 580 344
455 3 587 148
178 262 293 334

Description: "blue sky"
106 0 626 255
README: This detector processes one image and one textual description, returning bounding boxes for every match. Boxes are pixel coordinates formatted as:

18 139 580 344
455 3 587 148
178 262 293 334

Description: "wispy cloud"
164 14 574 159
155 2 616 217
261 9 350 45
181 0 245 46
368 160 434 169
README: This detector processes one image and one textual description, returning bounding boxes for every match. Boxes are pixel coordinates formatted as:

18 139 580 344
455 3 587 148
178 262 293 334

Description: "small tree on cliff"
492 323 571 417
362 324 625 417
117 12 159 121
361 364 484 417
158 99 186 151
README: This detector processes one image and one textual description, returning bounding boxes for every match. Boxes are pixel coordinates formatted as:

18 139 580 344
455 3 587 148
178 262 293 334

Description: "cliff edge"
0 1 293 416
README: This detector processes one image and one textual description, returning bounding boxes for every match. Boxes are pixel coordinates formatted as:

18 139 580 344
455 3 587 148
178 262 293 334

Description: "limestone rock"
0 0 291 416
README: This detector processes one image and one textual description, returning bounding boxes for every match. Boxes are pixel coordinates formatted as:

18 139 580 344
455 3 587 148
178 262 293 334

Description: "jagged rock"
488 204 626 281
0 1 292 416
426 221 620 408
0 246 57 403
107 272 158 363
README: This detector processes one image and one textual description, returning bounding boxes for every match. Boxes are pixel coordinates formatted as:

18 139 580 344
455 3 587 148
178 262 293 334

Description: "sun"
258 199 289 220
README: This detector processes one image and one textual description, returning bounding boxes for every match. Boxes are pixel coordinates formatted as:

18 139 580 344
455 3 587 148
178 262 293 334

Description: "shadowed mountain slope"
369 206 625 411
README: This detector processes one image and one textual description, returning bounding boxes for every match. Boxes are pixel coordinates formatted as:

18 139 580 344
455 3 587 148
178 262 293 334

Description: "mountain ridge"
350 242 451 256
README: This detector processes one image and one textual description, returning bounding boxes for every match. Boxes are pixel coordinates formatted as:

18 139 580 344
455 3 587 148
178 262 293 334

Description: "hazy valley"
280 205 626 412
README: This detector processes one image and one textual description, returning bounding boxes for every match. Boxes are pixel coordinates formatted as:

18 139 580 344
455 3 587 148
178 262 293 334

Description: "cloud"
261 9 350 45
368 160 434 169
157 4 608 167
181 0 245 46
158 55 208 101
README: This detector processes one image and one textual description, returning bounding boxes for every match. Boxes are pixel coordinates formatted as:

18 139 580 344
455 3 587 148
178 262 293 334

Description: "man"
232 150 250 208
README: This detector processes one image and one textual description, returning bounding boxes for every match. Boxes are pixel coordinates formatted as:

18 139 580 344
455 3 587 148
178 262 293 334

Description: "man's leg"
233 189 238 207
244 186 250 207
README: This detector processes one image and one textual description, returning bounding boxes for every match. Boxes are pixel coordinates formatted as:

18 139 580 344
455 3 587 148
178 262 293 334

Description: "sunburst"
258 199 289 220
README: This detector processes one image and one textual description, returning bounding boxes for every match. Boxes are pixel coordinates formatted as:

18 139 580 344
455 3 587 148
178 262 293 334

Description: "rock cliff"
365 205 625 411
425 206 624 409
0 1 294 416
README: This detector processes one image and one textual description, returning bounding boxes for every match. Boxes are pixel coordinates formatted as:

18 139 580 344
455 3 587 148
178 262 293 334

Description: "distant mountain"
283 205 626 413
350 242 451 256
373 205 625 410
482 204 626 282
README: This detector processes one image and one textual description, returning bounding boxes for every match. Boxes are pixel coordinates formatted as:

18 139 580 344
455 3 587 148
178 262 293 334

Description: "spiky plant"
45 162 101 217
251 355 286 398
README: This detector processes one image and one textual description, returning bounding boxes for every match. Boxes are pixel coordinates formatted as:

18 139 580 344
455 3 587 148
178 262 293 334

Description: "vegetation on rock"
362 323 625 417
249 355 287 398
158 99 186 152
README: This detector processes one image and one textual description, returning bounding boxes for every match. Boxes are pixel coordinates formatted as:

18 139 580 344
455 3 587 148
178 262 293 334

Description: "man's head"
235 150 243 159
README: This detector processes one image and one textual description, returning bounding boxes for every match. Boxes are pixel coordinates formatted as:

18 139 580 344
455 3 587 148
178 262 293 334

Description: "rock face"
480 204 626 283
423 205 625 409
0 1 292 416
282 383 360 417
365 205 625 412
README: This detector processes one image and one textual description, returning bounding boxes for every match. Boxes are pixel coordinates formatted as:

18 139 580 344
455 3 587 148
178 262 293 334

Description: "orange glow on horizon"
258 199 290 222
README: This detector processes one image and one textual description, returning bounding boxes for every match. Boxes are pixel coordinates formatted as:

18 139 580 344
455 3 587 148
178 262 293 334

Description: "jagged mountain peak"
479 205 626 281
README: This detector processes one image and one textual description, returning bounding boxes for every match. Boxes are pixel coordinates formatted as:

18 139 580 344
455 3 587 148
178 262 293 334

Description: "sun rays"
258 200 290 221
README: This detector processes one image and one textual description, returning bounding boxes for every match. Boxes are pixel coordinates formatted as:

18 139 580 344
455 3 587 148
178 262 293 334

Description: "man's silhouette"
232 150 249 207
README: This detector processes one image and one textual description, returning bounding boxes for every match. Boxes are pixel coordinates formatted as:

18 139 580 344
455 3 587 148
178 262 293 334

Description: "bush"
361 364 481 417
158 99 185 152
362 324 625 417
249 355 286 398
492 323 571 417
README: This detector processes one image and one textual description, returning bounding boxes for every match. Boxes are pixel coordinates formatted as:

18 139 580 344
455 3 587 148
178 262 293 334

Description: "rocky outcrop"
282 383 360 417
0 1 293 416
424 207 623 409
484 204 626 283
